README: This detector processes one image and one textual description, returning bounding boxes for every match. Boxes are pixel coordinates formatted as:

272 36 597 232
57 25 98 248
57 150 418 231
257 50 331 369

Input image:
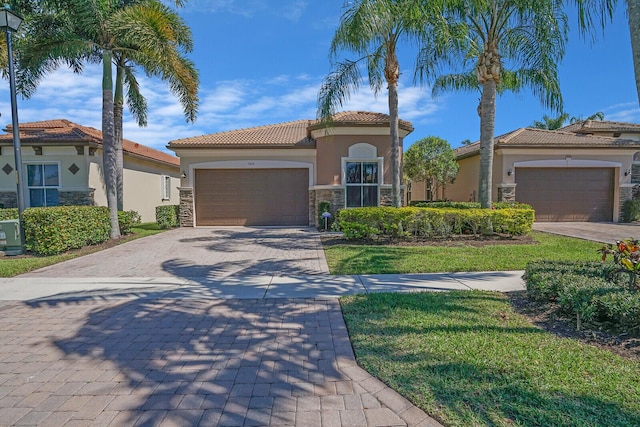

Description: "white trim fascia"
311 185 344 190
188 159 314 188
311 127 411 139
513 159 622 168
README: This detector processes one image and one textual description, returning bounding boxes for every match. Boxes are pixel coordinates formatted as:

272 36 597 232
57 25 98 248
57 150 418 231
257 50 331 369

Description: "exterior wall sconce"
181 171 187 179
507 168 513 176
625 168 632 177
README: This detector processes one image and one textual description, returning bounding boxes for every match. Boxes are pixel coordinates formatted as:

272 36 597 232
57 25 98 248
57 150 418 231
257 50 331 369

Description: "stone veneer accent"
379 187 394 206
179 187 194 227
0 192 16 208
311 188 345 227
619 185 634 222
497 183 517 203
59 190 95 206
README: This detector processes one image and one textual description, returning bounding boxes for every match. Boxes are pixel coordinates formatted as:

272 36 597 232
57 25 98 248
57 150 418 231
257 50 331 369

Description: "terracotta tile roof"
455 127 640 159
559 120 640 134
169 119 315 148
169 111 414 148
0 119 179 167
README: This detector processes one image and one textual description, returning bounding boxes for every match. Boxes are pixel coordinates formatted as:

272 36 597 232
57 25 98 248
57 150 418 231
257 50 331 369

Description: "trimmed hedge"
24 206 111 255
336 206 534 240
622 199 640 222
524 260 640 332
409 201 533 210
0 208 18 221
118 210 141 235
156 205 180 229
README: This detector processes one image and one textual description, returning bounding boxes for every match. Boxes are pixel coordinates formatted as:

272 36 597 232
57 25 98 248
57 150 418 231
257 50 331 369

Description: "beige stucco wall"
315 134 400 185
444 155 481 202
123 156 180 222
174 149 317 189
0 145 93 205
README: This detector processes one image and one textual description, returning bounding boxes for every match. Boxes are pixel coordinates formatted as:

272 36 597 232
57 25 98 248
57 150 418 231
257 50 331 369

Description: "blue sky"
0 0 637 154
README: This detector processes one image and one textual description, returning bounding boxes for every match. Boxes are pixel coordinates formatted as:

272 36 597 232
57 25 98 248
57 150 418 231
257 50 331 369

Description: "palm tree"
420 0 567 208
318 0 425 208
531 112 570 130
111 1 198 211
17 0 198 238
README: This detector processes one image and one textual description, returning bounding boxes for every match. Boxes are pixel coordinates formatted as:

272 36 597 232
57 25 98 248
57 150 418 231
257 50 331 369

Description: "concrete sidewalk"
0 271 525 302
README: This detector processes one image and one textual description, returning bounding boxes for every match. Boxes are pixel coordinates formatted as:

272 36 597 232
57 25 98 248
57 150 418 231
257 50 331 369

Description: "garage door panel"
516 168 613 222
195 169 309 226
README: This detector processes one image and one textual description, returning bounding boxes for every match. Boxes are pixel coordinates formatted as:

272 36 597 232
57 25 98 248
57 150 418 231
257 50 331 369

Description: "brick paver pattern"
0 298 437 426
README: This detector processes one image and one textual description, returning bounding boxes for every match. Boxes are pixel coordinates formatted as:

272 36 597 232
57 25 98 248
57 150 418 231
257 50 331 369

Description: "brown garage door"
516 168 614 222
195 169 309 226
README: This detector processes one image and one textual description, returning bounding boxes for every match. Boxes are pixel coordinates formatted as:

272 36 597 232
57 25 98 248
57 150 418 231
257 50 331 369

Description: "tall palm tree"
318 0 425 207
111 1 198 211
17 0 198 238
420 0 567 208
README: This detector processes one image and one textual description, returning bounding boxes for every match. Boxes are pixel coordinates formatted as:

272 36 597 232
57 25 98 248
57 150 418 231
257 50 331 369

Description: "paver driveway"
20 227 329 278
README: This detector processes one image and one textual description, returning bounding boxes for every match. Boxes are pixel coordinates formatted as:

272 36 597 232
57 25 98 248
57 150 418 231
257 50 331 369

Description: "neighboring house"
444 120 640 222
168 111 414 227
0 119 180 222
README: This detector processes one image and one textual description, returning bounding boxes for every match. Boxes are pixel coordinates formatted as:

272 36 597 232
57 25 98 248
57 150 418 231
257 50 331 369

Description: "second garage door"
516 167 614 222
195 168 309 226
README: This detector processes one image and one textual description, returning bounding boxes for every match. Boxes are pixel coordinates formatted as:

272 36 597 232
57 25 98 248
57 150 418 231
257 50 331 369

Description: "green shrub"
524 261 610 301
622 199 640 222
409 201 533 210
118 210 141 235
24 206 111 255
596 291 640 330
336 206 534 240
0 208 18 220
155 205 180 229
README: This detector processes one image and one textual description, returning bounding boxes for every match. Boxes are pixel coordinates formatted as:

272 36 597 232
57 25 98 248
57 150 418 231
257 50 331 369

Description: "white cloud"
604 101 640 123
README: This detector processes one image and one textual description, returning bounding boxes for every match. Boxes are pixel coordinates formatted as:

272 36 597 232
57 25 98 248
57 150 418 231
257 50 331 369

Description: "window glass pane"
29 189 44 207
45 189 59 206
362 162 378 184
363 186 378 207
346 162 361 184
44 164 59 186
346 186 362 207
27 165 42 186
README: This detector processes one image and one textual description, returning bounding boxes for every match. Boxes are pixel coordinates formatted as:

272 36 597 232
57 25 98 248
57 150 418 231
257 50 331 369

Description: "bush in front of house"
335 206 534 240
524 260 640 332
118 210 142 235
409 201 533 210
622 199 640 222
156 205 180 229
24 206 111 255
0 208 18 221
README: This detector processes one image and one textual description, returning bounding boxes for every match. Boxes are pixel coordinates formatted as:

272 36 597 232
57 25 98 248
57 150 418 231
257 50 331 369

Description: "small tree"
403 136 459 201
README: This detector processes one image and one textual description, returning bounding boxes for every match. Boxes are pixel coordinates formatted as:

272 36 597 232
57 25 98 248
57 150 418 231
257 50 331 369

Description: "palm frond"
317 58 365 123
432 71 479 98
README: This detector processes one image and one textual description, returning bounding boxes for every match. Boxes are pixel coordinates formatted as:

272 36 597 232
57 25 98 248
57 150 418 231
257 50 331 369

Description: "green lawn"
341 291 640 427
0 222 166 277
325 232 603 274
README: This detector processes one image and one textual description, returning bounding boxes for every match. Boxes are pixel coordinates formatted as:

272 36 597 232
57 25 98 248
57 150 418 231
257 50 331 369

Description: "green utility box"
0 219 23 255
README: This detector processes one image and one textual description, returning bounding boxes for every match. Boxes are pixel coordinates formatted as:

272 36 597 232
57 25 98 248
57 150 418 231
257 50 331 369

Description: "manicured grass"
341 291 640 427
325 232 603 274
0 222 167 277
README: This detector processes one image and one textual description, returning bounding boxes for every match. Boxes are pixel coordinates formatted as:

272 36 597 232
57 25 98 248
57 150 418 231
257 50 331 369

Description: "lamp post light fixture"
0 4 25 253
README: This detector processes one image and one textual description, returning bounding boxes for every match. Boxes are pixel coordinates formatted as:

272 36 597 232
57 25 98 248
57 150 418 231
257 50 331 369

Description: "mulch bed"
508 291 640 361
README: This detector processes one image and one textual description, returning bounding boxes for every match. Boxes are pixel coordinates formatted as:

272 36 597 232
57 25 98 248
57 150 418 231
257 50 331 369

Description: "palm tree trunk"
102 49 120 239
478 80 497 208
388 80 401 207
114 65 125 212
629 0 640 105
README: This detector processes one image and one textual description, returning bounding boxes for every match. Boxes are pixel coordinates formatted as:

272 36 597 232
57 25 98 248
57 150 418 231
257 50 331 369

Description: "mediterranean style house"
442 120 640 222
168 111 413 227
0 119 180 222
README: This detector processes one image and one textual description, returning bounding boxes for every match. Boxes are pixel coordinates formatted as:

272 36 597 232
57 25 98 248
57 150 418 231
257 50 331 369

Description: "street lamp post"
0 5 24 252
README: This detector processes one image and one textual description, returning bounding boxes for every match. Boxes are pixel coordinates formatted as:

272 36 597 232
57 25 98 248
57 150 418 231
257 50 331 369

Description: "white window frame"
161 175 171 200
342 159 382 208
26 162 61 208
